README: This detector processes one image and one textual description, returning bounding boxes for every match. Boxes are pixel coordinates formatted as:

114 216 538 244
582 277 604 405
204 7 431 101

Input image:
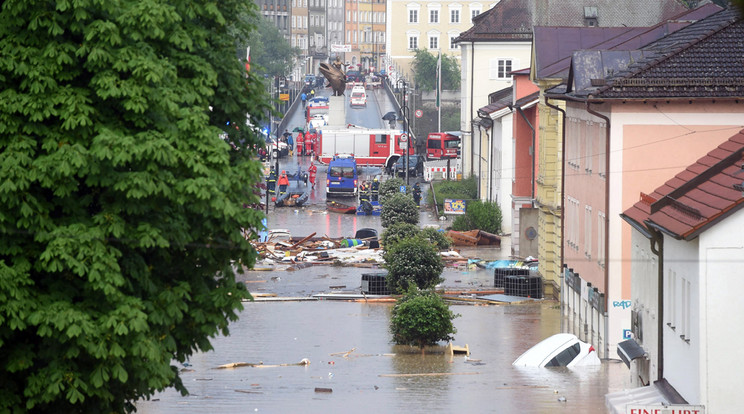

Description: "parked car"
393 154 424 177
512 333 601 368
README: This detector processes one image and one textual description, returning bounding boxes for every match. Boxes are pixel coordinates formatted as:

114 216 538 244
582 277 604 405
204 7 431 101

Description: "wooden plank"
289 232 317 249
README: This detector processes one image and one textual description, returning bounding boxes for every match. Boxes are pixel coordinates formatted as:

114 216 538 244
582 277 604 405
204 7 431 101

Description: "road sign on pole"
415 109 423 118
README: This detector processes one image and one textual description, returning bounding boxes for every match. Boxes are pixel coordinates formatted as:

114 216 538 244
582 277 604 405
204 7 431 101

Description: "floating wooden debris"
447 230 501 247
314 387 333 393
214 358 310 369
446 342 470 356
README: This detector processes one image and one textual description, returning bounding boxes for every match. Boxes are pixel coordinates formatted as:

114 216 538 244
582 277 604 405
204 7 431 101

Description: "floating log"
314 387 333 393
214 358 310 369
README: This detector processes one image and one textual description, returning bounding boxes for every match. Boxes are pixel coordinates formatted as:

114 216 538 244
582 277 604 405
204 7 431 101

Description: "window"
409 9 418 23
430 9 439 23
451 9 460 23
584 205 592 258
597 212 605 267
566 196 579 249
375 134 388 144
585 122 594 174
450 35 458 49
408 35 418 49
597 121 607 178
489 58 513 79
471 9 481 20
429 36 438 49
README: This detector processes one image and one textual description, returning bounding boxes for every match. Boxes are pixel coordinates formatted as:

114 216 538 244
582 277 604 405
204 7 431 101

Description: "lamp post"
396 79 410 185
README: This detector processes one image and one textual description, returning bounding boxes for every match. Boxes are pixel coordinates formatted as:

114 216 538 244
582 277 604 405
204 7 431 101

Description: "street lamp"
396 79 410 185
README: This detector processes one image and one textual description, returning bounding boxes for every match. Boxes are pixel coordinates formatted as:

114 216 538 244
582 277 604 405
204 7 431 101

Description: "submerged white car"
512 333 601 368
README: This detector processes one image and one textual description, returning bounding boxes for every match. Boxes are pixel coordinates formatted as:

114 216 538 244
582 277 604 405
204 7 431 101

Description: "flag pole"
437 52 442 132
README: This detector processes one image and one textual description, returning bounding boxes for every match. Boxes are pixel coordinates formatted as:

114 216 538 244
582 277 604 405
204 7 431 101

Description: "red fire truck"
426 132 460 160
316 127 413 168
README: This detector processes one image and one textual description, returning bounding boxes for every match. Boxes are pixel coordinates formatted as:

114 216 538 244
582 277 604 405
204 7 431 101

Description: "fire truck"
316 127 413 168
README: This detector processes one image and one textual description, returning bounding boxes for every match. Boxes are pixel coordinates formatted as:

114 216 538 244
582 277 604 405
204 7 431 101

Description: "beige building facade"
387 0 488 79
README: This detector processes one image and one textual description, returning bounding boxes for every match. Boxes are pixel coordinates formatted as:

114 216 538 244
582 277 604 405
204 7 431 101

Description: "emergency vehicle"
426 132 461 160
316 127 413 168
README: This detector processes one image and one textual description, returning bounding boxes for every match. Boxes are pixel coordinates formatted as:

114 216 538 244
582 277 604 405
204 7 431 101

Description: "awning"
606 384 668 414
617 339 646 367
606 380 688 414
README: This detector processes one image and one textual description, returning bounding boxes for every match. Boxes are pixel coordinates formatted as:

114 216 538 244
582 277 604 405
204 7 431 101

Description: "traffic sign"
415 109 423 118
399 133 408 143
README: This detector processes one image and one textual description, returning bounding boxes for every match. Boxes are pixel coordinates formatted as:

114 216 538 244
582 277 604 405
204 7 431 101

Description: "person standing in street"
308 162 317 188
412 182 422 206
286 132 294 156
370 177 380 202
301 92 307 107
296 131 304 156
304 130 313 156
277 170 290 195
267 166 277 196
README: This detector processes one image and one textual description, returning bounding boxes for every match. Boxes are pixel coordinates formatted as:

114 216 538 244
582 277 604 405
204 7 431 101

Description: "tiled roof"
455 0 696 44
622 129 744 240
479 87 513 117
534 3 722 80
569 8 744 99
455 0 532 43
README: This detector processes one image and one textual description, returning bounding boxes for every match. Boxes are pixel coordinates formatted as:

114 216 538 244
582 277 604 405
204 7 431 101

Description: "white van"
350 88 367 108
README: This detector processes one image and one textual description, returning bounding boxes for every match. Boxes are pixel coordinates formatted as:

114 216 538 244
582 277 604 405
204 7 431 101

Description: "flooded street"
136 238 631 413
136 299 628 414
136 130 631 412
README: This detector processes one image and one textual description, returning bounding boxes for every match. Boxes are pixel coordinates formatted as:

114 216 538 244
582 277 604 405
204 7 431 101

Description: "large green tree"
410 49 461 92
0 0 269 412
241 15 301 78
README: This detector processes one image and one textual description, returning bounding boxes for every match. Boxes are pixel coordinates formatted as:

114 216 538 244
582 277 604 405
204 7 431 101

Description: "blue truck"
326 155 358 197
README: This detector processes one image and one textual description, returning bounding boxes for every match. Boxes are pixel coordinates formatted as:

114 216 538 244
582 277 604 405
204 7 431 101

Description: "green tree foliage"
381 222 421 249
410 49 461 92
451 201 503 234
241 15 301 78
378 177 405 204
380 193 419 228
390 288 459 350
420 227 453 251
0 1 269 412
383 237 444 293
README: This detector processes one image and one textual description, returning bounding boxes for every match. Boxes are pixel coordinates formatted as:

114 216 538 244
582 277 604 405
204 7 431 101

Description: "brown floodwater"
136 298 629 414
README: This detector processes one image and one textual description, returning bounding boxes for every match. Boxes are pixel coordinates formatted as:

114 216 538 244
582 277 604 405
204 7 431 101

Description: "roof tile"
622 130 744 239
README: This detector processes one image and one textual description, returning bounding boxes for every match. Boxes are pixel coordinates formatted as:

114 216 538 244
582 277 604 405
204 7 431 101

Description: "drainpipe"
477 109 494 202
511 104 536 203
545 96 566 306
648 226 664 381
586 100 610 359
470 41 475 177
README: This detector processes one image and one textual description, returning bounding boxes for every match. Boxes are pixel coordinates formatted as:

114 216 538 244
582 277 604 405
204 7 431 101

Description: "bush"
420 227 452 251
383 237 444 293
451 200 502 234
379 177 405 204
431 176 477 212
390 288 459 351
381 222 421 249
380 192 419 228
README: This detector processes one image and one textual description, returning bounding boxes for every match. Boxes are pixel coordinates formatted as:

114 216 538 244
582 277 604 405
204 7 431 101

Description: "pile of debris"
251 232 384 268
